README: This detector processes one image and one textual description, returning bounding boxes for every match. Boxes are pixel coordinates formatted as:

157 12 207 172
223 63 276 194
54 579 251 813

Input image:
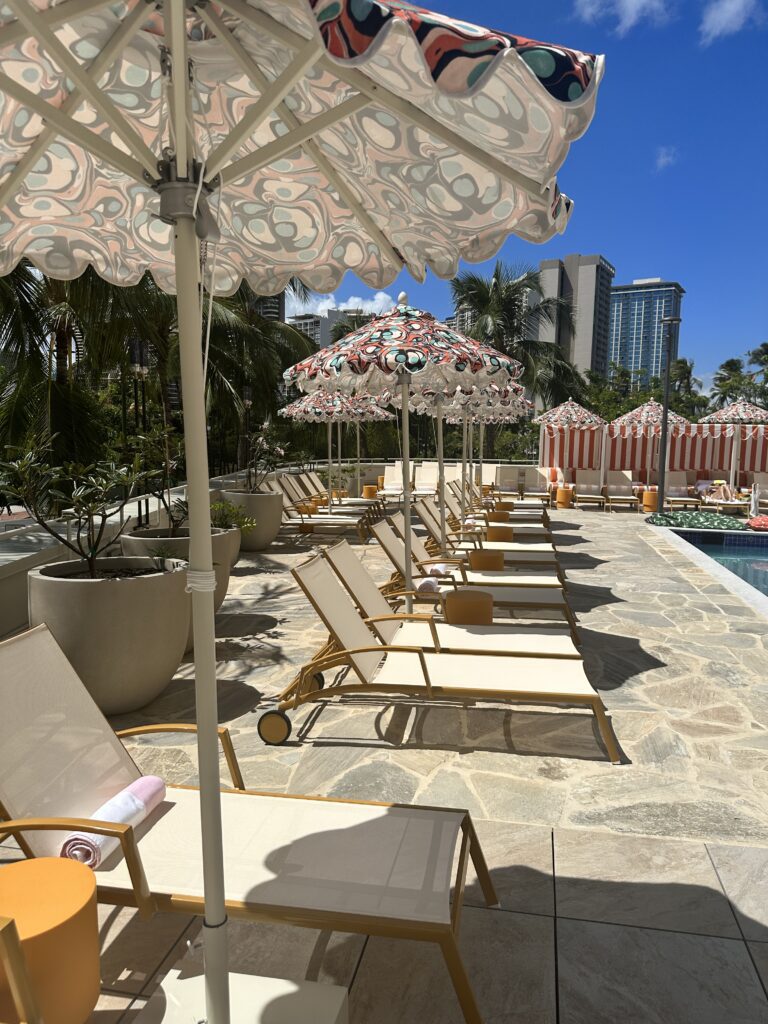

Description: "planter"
221 490 282 551
120 528 234 649
28 557 189 715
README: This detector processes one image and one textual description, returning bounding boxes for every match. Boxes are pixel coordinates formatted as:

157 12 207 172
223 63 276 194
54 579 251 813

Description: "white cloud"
699 0 760 43
574 0 669 34
655 145 679 171
286 289 395 318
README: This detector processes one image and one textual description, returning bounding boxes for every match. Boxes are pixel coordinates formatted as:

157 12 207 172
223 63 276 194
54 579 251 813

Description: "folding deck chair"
0 626 499 1024
276 553 619 763
370 520 580 641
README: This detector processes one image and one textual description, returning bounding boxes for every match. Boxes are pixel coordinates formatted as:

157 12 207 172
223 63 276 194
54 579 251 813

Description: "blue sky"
289 0 767 389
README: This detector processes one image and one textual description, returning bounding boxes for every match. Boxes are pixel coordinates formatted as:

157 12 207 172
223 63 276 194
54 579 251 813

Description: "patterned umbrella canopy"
611 399 689 429
0 0 603 293
284 302 523 394
279 392 393 422
699 401 768 424
534 398 605 427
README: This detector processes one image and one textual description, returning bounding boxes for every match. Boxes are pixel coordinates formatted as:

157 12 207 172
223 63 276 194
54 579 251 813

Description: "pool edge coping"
650 524 768 622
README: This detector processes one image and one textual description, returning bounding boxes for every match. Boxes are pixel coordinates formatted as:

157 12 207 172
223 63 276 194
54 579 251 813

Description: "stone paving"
5 507 768 1021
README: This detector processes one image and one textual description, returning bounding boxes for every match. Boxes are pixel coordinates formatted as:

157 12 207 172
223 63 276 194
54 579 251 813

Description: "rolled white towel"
417 577 440 593
60 776 166 868
428 563 452 577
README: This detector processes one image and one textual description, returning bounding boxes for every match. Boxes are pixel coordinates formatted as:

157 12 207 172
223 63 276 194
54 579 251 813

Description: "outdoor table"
556 487 574 509
0 858 99 1024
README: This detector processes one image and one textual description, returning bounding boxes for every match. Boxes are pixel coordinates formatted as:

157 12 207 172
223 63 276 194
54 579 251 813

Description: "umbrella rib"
199 4 410 278
0 69 148 185
220 93 368 184
216 0 548 198
205 37 322 180
0 0 149 212
4 0 159 180
0 0 110 49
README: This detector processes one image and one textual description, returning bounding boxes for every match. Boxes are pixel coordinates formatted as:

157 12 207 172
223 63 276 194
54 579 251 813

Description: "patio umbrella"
285 299 522 603
0 3 603 1019
279 391 392 505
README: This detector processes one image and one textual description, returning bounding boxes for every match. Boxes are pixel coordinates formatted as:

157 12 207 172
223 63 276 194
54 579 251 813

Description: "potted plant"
209 499 257 565
221 425 286 550
0 446 190 715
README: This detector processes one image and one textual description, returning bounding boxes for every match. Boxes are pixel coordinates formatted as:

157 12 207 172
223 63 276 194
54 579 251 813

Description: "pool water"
693 542 768 597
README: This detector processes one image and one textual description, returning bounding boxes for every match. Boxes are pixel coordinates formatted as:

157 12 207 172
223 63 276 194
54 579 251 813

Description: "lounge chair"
417 498 559 567
270 484 370 540
378 462 405 500
751 473 768 511
389 511 563 589
604 471 639 512
281 553 619 763
664 472 700 510
520 467 554 504
494 465 520 498
0 626 499 1024
574 470 606 510
442 488 551 538
413 462 439 497
370 520 580 640
298 472 385 513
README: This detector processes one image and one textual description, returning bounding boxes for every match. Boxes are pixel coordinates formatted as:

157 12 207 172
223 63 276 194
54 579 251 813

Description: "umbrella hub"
156 157 221 242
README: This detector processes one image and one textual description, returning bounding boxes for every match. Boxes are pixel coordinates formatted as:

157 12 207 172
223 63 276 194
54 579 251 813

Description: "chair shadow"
108 674 263 730
564 581 624 612
577 627 667 692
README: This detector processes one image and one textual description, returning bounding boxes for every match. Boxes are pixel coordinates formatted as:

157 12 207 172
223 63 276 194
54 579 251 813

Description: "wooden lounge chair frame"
0 627 499 1024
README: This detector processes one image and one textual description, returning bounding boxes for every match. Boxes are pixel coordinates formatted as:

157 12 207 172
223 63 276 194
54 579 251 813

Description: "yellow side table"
362 484 378 499
556 487 573 509
0 858 100 1024
642 490 658 513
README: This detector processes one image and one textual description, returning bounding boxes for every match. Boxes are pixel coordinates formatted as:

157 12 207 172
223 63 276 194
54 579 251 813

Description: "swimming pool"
676 530 768 598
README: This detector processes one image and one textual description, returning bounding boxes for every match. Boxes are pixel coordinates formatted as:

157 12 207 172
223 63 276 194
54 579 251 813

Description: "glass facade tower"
609 279 684 385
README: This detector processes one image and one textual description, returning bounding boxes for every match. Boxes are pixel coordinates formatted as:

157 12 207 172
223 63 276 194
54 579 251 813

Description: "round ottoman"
468 550 505 571
556 487 573 510
0 859 100 1024
642 490 658 513
362 485 378 500
443 589 493 625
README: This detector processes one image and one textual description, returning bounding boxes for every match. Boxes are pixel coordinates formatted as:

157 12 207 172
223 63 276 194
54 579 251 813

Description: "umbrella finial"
397 291 408 306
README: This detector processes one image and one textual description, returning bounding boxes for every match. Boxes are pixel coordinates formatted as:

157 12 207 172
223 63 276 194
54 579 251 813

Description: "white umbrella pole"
174 217 230 1023
479 421 484 496
337 419 342 503
469 419 474 496
356 421 361 497
600 425 608 488
730 427 740 490
436 397 446 552
400 375 413 611
326 419 333 513
460 415 468 520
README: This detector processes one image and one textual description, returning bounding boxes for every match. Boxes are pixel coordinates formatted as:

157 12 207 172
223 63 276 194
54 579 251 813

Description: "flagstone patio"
5 507 768 1021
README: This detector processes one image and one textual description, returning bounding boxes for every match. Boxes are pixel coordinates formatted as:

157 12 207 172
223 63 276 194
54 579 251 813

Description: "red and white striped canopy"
700 401 768 424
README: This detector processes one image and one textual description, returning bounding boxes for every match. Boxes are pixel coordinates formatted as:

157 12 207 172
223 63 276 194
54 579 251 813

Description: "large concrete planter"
28 557 189 715
221 490 282 551
120 528 234 648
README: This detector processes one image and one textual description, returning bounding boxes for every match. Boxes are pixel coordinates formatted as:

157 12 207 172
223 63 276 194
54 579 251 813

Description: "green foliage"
245 425 288 492
0 442 150 577
210 499 256 534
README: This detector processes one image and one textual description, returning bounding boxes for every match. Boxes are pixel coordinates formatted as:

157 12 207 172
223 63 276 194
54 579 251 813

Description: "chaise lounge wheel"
258 710 292 745
313 672 325 690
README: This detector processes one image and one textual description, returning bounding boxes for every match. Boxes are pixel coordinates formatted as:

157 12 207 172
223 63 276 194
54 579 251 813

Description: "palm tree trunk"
54 329 69 385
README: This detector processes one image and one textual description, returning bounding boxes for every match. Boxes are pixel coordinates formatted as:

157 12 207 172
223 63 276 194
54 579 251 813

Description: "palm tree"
670 358 701 397
450 260 584 402
710 358 750 409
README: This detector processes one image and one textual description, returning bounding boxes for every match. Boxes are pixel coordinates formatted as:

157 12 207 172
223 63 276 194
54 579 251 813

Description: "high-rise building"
445 305 477 336
288 307 363 348
535 254 616 377
252 291 286 322
609 278 685 385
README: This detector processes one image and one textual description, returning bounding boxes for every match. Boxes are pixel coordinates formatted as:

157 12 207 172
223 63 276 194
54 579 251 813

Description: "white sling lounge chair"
279 554 619 763
664 472 700 510
378 462 405 500
389 511 562 589
271 483 371 540
0 625 499 1024
442 488 550 538
604 471 639 512
370 520 580 639
324 540 576 655
574 470 606 510
417 498 560 567
298 472 385 512
413 462 439 496
520 468 554 503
